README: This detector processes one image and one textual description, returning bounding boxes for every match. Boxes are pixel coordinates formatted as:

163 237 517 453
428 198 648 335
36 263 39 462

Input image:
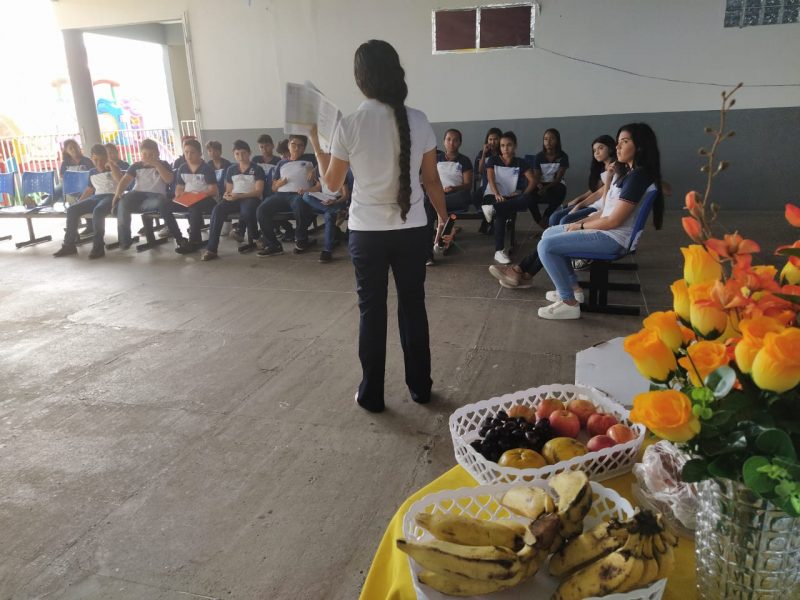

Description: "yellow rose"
751 328 800 393
671 279 691 324
624 329 678 383
781 260 800 285
689 281 729 339
630 390 701 443
678 341 730 387
734 316 785 373
643 311 684 353
681 244 723 285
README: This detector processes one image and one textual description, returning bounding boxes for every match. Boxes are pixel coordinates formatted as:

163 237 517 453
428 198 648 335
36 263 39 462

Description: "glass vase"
695 478 800 599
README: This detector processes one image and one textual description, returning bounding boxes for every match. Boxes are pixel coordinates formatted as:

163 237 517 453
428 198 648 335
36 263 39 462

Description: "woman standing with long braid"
309 40 447 413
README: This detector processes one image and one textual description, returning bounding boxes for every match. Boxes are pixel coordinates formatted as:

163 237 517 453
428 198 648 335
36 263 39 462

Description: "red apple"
607 424 636 444
586 412 618 437
549 410 581 438
566 398 597 427
587 434 617 452
535 398 565 421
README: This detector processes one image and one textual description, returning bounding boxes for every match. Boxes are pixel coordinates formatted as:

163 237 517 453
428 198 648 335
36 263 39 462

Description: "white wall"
54 0 800 130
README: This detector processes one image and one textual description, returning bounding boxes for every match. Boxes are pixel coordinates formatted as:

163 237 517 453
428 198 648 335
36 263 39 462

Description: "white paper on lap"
436 161 463 188
231 173 255 194
493 165 519 197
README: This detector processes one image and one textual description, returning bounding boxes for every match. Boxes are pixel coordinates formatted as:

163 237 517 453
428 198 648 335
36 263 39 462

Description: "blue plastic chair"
21 171 56 207
0 172 15 240
62 170 91 197
564 188 659 315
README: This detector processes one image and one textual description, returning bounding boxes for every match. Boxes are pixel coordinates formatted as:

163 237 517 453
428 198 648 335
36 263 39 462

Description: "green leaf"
776 247 800 258
708 455 740 480
705 410 733 429
705 366 737 399
719 391 755 413
742 456 774 494
682 459 710 482
756 429 797 459
773 293 800 305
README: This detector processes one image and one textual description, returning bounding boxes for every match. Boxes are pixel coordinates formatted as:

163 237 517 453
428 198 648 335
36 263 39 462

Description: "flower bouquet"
621 85 800 598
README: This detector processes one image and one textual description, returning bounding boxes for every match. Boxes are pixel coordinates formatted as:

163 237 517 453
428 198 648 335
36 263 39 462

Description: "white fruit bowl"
403 480 666 600
449 384 646 484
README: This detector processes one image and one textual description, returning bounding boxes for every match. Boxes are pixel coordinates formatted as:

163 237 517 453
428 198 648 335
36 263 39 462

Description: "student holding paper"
308 40 447 413
299 168 353 263
155 138 218 254
201 140 266 261
481 131 536 264
255 134 316 257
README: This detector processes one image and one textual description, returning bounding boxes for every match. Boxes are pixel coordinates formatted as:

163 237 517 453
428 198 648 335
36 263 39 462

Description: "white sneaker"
155 225 170 239
538 300 581 320
482 204 495 223
494 250 511 264
546 289 585 303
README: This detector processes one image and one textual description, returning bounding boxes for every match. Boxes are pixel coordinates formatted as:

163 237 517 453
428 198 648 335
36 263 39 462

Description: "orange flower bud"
751 328 800 392
682 217 705 243
643 311 684 353
624 329 678 384
681 245 722 285
786 203 800 227
678 340 730 387
671 279 691 324
630 390 701 443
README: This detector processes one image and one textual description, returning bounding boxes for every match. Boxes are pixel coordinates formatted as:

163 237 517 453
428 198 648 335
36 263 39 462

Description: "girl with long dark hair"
308 40 447 413
488 123 662 320
531 128 570 227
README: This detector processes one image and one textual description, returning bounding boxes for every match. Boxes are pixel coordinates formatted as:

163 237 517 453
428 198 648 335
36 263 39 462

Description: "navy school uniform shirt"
274 158 316 194
533 150 569 184
86 166 118 196
252 155 281 195
176 161 217 195
125 160 173 195
436 151 472 191
484 155 531 196
225 162 267 197
208 158 232 197
59 156 94 177
115 159 130 171
474 150 499 188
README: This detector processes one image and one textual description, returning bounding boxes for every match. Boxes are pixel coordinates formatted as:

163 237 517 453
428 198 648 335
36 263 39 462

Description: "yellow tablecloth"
360 465 696 600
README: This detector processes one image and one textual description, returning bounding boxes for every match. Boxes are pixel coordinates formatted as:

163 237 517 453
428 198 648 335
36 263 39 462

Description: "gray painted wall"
203 106 800 211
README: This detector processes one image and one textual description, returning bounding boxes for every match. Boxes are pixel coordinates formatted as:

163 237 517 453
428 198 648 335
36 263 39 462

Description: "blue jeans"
64 194 114 248
206 199 241 253
301 193 342 251
257 192 302 248
548 206 597 227
158 195 217 244
117 191 164 247
537 224 624 301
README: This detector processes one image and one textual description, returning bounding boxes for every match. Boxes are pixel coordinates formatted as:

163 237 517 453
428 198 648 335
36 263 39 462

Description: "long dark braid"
354 40 412 221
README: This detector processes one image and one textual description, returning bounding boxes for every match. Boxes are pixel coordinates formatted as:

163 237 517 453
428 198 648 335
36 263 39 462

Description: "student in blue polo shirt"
532 128 569 227
298 168 353 263
111 138 175 250
50 138 95 206
205 140 231 199
437 128 473 211
256 134 317 257
156 138 218 254
481 131 536 265
201 140 266 261
474 127 502 231
104 143 130 170
53 144 123 259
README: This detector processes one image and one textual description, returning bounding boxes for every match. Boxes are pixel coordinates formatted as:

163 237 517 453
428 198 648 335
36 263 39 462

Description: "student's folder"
174 192 210 208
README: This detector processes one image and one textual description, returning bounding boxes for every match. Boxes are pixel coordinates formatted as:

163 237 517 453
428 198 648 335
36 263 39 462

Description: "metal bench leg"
15 217 52 248
0 234 11 242
579 261 641 315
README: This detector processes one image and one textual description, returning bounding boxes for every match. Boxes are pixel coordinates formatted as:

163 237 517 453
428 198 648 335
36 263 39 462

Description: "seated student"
298 163 353 263
172 135 196 171
52 144 123 259
531 128 570 227
275 139 290 160
50 139 95 205
111 138 175 250
205 140 232 199
437 128 473 211
488 123 662 321
548 135 616 227
104 143 130 170
156 138 218 254
201 140 266 261
237 133 283 245
474 127 502 231
480 131 536 265
255 134 316 257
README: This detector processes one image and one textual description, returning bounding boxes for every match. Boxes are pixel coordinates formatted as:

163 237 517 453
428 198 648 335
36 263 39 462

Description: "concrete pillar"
62 29 101 145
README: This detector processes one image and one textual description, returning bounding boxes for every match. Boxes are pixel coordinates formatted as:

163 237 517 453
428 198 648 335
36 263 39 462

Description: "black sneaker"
425 256 435 267
88 246 105 259
280 232 295 243
257 245 284 257
293 239 317 254
318 250 332 263
238 242 257 254
175 239 197 255
53 245 77 257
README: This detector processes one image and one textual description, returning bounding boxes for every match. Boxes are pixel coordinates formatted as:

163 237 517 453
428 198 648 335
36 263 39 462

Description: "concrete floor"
0 211 794 599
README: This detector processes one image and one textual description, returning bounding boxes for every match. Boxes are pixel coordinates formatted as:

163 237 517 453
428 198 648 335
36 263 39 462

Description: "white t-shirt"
588 170 612 211
599 171 656 248
330 99 436 231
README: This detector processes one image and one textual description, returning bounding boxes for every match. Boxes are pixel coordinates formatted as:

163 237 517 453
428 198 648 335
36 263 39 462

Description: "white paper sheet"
309 181 341 202
493 165 519 196
231 173 255 195
437 161 463 188
284 81 341 152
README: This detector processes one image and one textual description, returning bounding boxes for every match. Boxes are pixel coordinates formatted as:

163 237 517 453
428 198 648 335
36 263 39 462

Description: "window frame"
432 3 536 55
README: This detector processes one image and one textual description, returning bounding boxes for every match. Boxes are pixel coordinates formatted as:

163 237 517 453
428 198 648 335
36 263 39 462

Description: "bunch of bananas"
396 470 591 597
549 510 678 600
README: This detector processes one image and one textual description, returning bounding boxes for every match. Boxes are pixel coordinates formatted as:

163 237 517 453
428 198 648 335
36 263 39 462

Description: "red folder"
174 192 210 207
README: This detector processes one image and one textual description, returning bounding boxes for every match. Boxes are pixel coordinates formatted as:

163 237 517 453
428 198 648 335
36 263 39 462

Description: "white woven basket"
403 480 666 600
449 384 646 484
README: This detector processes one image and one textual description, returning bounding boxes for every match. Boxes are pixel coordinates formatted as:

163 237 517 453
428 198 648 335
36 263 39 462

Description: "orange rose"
630 390 701 443
689 281 729 339
671 279 691 324
680 324 696 346
643 311 684 353
624 329 678 383
681 244 722 285
678 341 730 387
751 328 800 393
734 316 785 373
